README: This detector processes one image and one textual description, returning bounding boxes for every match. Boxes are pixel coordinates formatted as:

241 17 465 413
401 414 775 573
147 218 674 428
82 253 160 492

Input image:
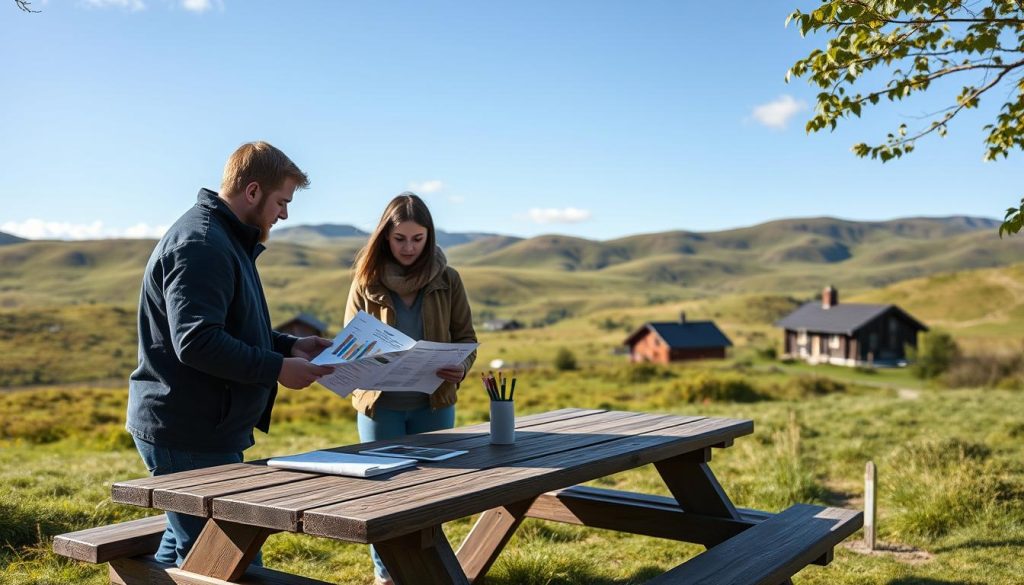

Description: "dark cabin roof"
775 302 927 336
275 312 328 333
624 321 733 349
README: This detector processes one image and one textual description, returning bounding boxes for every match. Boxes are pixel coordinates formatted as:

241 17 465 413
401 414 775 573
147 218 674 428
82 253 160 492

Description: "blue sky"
1 0 1018 241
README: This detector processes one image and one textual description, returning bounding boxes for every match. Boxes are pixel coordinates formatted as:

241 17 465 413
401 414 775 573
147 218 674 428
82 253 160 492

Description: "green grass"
2 370 1022 584
0 305 137 387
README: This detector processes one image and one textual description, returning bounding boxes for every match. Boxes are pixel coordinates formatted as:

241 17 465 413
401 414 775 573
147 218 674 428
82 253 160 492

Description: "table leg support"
455 497 537 583
655 450 741 545
375 525 469 585
178 519 274 581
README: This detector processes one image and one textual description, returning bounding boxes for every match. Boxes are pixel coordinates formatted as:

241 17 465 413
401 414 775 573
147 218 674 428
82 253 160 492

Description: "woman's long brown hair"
353 192 437 286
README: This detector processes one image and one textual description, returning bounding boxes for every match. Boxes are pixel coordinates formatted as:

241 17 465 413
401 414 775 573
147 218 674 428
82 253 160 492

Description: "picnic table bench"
54 408 862 584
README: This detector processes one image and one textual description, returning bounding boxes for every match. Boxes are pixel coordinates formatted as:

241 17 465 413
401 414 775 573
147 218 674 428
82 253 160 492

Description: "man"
126 141 334 566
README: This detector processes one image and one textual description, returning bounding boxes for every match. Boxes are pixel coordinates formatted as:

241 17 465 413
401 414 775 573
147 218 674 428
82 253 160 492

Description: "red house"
623 313 733 363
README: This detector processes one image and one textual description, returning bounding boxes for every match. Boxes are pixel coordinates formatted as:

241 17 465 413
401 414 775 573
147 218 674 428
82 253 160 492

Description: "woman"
344 192 477 585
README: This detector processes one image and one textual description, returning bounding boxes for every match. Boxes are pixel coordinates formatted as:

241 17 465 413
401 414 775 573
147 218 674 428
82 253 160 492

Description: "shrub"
621 363 675 384
553 348 577 371
909 330 959 379
673 372 762 403
791 375 846 397
942 351 1024 389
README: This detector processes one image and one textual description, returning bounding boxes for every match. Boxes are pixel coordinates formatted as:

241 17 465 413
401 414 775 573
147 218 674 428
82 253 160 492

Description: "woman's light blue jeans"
357 405 455 580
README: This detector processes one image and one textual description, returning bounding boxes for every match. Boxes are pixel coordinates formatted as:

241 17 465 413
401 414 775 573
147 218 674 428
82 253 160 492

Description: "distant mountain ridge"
447 216 1004 271
0 231 26 245
270 223 511 249
0 215 1016 310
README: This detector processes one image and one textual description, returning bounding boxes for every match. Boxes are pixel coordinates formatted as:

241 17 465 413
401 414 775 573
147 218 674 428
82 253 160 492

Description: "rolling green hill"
849 263 1024 341
0 215 1018 321
447 216 1021 292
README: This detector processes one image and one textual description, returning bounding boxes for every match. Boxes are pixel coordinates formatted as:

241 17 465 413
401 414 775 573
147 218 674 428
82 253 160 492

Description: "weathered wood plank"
153 470 313 517
643 504 863 585
113 409 602 510
212 410 664 531
109 555 333 585
53 515 166 563
112 465 276 508
179 520 274 581
455 497 536 582
303 416 752 542
374 526 469 585
525 486 765 546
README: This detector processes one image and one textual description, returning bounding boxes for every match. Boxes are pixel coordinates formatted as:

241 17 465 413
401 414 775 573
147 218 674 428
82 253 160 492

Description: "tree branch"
15 0 41 12
886 61 1021 148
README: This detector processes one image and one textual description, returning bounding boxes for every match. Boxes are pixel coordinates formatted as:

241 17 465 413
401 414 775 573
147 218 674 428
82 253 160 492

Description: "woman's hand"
435 364 466 384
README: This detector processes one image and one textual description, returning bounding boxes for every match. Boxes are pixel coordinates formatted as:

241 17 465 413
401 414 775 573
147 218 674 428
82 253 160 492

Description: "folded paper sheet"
312 310 478 397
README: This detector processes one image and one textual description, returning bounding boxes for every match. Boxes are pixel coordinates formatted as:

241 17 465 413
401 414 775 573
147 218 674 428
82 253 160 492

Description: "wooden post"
864 461 876 551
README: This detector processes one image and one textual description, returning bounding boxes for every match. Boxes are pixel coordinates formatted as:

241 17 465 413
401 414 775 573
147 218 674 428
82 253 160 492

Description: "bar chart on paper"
314 311 415 366
331 335 379 361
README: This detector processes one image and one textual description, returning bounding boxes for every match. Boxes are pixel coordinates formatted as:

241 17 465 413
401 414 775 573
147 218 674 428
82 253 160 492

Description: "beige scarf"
379 246 448 296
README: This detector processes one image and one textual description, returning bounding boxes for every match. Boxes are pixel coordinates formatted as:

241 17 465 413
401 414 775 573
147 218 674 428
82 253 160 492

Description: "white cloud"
1 219 167 240
447 195 465 204
181 0 212 12
408 180 444 194
751 95 806 129
527 207 592 224
84 0 146 11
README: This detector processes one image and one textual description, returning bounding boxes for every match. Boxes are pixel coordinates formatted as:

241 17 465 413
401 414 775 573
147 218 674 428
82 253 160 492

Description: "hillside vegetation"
3 216 1021 310
7 215 1024 388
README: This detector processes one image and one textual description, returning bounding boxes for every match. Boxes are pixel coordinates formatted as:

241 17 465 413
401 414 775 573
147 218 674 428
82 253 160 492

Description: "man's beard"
247 195 271 243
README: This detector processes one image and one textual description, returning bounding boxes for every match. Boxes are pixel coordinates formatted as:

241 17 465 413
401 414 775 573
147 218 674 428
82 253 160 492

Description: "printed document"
312 310 478 398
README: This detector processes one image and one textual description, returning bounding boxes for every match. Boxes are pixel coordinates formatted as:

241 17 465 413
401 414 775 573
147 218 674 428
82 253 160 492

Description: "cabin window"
797 330 808 345
830 335 841 349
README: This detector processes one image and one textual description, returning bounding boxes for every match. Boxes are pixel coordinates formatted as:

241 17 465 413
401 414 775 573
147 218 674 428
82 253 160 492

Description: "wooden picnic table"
89 408 857 585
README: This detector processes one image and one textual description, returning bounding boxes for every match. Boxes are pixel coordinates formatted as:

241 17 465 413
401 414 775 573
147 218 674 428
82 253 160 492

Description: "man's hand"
435 364 466 384
291 336 332 360
279 357 334 389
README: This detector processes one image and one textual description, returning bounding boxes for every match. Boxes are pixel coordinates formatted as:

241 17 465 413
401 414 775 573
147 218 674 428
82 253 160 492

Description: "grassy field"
4 222 1024 583
2 360 1022 585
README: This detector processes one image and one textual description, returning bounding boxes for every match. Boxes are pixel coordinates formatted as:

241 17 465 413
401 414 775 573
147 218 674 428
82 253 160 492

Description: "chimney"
822 285 838 309
679 311 687 323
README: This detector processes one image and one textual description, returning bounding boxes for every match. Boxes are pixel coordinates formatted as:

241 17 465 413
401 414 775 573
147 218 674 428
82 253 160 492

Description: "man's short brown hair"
220 141 310 197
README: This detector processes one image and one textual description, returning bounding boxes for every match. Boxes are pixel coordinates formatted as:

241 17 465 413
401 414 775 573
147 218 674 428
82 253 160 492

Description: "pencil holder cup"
489 401 515 445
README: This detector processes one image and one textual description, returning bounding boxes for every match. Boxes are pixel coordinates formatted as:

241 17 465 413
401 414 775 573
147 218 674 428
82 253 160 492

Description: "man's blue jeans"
132 436 263 567
357 405 455 580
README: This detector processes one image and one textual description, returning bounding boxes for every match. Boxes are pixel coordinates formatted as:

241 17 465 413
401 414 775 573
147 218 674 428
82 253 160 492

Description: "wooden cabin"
274 313 329 338
775 286 927 366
